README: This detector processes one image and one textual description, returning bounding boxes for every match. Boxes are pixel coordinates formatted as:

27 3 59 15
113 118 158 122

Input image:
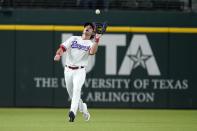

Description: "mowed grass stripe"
0 108 197 131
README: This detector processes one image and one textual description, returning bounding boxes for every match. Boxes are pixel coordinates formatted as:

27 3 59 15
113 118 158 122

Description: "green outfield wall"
0 9 196 108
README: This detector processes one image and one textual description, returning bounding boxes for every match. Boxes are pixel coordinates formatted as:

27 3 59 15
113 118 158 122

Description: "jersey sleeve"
61 36 73 49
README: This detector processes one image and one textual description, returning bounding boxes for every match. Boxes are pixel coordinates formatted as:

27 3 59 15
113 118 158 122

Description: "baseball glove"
93 22 108 34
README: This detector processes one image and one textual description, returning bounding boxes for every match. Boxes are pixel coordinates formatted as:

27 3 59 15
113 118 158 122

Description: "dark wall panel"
15 31 54 106
0 31 15 106
169 34 197 108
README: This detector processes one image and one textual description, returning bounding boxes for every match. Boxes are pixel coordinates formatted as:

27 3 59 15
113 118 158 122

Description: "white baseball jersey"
61 36 94 67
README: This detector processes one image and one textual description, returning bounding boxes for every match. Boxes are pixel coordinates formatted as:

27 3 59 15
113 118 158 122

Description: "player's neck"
82 34 90 40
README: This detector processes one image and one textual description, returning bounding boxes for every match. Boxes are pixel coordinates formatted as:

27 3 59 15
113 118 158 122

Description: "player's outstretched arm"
89 34 102 55
54 45 66 61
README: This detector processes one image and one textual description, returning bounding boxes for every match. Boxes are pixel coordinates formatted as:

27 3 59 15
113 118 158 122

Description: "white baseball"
95 9 100 15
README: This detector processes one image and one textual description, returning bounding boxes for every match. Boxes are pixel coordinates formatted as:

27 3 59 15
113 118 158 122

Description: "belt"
65 65 84 70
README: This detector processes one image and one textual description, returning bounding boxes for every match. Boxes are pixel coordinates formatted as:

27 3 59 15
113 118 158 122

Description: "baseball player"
54 22 101 122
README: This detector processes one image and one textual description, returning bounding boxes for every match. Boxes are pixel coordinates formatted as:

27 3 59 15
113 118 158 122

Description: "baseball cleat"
82 103 90 121
83 112 90 121
68 111 75 122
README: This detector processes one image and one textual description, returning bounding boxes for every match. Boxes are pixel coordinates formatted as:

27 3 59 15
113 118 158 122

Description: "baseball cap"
84 22 95 30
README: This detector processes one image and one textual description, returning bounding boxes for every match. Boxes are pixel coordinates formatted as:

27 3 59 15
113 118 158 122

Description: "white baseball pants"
64 67 86 115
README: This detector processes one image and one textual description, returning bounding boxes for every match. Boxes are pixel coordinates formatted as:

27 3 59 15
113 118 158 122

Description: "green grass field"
0 108 197 131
